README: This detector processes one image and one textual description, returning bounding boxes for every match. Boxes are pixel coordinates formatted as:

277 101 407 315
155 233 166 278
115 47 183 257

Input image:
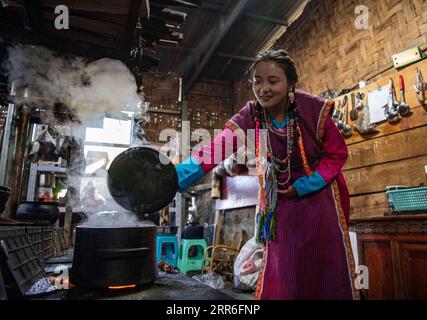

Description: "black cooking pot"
70 226 158 288
107 147 178 214
15 201 59 224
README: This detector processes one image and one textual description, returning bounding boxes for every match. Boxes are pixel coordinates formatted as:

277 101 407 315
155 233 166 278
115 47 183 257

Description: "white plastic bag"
233 237 264 290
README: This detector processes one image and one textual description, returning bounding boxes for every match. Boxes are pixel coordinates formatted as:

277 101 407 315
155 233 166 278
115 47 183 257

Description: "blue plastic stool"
177 239 207 275
156 234 179 267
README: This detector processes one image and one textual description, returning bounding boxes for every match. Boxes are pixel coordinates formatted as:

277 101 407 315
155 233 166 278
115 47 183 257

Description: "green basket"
386 187 427 212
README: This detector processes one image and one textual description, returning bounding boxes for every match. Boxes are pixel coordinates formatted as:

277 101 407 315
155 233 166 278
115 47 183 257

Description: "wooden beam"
147 108 181 115
183 0 250 96
158 44 254 62
41 11 127 39
141 0 150 18
213 210 222 246
43 27 119 49
216 52 255 62
26 31 126 60
200 2 289 26
188 183 212 192
42 0 131 15
198 78 232 86
246 13 289 26
125 0 144 55
187 90 231 99
23 0 44 32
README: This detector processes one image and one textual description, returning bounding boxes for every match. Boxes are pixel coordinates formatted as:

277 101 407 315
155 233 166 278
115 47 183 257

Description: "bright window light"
85 117 132 145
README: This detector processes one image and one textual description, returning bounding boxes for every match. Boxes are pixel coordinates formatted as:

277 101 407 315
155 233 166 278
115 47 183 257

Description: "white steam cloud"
2 44 146 123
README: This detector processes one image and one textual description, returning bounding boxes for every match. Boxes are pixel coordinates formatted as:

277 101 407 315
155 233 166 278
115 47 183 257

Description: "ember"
108 285 137 290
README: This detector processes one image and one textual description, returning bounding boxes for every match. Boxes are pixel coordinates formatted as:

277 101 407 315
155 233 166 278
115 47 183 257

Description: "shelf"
147 108 181 115
36 163 67 173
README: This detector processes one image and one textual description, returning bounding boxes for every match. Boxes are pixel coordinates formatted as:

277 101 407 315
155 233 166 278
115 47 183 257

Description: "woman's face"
252 60 291 110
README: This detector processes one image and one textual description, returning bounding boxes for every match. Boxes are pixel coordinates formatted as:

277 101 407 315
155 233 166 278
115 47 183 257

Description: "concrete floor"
219 280 254 300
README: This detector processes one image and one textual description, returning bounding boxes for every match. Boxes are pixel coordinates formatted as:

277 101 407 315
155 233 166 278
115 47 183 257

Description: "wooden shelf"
147 108 181 115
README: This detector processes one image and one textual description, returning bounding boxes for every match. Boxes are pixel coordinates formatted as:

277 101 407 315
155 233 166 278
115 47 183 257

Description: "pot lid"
107 147 178 214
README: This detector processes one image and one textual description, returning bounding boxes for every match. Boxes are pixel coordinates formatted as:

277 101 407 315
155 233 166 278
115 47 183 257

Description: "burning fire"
108 285 137 290
48 275 76 289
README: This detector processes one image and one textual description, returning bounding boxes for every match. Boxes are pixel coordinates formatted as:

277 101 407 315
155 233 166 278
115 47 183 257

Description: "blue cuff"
293 171 326 197
175 156 206 192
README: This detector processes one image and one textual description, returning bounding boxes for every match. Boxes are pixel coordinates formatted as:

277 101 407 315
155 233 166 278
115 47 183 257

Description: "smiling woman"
174 49 359 300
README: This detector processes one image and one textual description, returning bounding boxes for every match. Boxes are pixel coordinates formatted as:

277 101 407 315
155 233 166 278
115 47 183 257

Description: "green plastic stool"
177 239 207 275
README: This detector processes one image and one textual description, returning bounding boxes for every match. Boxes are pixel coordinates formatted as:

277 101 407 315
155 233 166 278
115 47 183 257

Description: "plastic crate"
386 186 427 212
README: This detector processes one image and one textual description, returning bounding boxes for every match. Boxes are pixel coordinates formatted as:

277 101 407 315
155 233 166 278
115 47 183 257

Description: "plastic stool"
177 239 207 275
156 234 179 267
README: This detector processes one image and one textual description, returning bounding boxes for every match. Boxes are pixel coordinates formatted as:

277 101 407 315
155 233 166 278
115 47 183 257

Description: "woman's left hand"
277 185 297 197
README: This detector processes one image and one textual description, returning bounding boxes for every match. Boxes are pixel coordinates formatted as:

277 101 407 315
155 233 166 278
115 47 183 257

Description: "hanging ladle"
342 101 353 137
336 95 348 130
398 75 410 116
414 68 427 105
384 78 400 123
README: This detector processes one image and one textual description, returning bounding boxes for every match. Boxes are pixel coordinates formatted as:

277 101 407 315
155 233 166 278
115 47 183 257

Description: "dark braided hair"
252 49 300 125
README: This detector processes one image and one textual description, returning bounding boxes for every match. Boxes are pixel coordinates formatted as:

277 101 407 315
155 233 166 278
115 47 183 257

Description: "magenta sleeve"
315 116 349 184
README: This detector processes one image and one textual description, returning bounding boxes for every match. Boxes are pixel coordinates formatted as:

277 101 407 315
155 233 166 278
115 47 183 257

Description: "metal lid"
107 147 178 214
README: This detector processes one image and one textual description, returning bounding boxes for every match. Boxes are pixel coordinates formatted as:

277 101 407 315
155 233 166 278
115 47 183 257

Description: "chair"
201 229 245 279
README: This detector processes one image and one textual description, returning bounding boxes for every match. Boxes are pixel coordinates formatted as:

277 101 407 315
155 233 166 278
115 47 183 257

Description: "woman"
176 49 359 300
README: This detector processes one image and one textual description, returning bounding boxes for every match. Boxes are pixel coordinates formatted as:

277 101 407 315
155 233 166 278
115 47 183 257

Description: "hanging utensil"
384 78 400 123
342 101 353 137
336 95 347 130
353 99 379 136
414 68 427 105
353 92 365 121
332 99 342 121
350 92 358 121
398 75 411 116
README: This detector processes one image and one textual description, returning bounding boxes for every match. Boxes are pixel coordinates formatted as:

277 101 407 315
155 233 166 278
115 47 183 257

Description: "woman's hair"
252 49 298 85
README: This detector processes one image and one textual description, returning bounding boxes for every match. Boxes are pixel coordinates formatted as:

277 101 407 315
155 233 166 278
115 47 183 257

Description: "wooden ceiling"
0 0 309 91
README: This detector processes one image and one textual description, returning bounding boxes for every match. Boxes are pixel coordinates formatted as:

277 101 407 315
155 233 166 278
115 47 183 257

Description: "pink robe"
191 90 359 300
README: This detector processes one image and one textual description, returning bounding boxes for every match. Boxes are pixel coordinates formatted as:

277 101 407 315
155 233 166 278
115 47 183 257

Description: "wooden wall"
231 0 427 220
277 0 427 95
142 73 233 145
341 59 427 219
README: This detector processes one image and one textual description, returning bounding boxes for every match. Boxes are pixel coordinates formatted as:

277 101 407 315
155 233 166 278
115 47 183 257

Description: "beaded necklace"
263 108 296 186
255 100 311 244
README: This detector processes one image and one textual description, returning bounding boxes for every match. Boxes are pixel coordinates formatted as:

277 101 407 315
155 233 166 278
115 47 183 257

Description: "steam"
1 44 147 124
80 210 156 228
0 44 155 225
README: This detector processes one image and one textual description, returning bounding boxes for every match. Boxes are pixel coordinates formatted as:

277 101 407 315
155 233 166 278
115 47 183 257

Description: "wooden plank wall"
232 0 427 220
339 59 427 219
277 0 427 95
142 73 233 145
